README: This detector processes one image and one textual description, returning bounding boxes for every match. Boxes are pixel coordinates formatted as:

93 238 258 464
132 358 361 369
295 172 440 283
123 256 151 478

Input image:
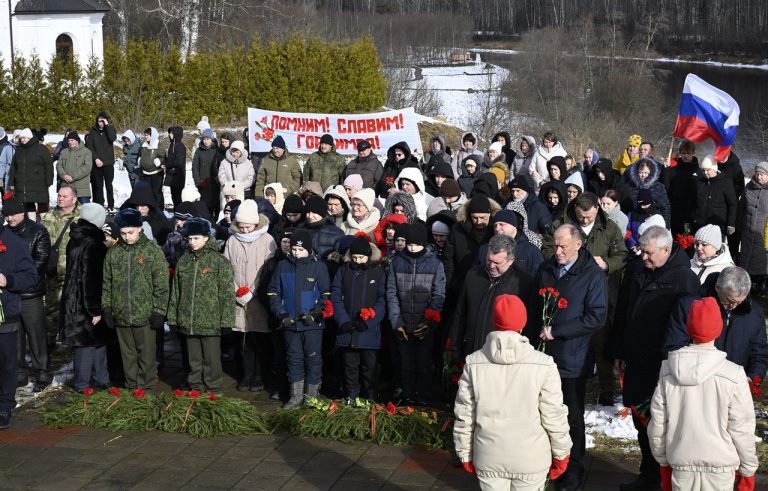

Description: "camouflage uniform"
103 233 169 389
168 239 235 391
41 204 80 346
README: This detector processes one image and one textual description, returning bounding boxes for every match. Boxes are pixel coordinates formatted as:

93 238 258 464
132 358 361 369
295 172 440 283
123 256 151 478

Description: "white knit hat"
694 224 723 250
235 199 259 225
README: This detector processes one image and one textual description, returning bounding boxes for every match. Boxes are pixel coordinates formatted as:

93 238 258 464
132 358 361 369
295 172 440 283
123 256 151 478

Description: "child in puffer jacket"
268 229 331 409
331 236 386 402
386 223 445 405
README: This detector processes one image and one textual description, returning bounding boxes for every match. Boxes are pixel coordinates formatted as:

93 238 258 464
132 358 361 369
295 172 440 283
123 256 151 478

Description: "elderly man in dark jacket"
449 234 536 359
543 192 628 405
535 224 607 491
665 267 768 382
3 198 51 392
85 111 118 212
613 225 699 491
0 219 38 428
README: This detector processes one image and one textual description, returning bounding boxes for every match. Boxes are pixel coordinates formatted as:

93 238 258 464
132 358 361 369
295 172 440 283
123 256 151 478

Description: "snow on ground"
584 402 639 450
15 360 73 408
406 61 510 129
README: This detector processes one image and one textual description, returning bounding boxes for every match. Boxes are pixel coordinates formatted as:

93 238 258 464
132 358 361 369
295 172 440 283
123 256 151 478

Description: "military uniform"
41 204 80 346
167 239 235 392
103 233 169 389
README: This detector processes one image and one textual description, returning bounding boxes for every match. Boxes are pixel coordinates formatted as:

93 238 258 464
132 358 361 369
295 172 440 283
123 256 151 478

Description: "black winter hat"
66 131 81 143
467 195 492 215
283 194 304 214
349 236 372 257
271 135 286 150
1 197 24 216
357 140 371 152
114 208 143 229
182 217 211 237
320 134 334 146
290 229 313 253
405 223 428 247
304 195 327 217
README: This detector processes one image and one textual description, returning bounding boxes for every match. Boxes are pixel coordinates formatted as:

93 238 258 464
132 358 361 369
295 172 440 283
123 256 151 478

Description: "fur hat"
182 217 211 237
235 199 259 225
493 294 527 332
114 208 143 229
686 297 723 343
351 188 375 212
80 203 107 229
694 224 723 251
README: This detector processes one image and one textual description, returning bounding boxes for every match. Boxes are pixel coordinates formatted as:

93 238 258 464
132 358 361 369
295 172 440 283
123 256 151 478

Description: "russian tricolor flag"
673 74 740 162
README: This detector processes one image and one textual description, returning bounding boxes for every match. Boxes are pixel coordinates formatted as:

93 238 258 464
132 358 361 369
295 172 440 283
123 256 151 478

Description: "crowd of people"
0 118 765 490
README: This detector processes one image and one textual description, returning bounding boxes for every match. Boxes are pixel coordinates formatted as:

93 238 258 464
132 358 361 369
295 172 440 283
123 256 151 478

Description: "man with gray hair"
665 266 768 384
448 233 536 361
613 225 699 491
535 223 607 490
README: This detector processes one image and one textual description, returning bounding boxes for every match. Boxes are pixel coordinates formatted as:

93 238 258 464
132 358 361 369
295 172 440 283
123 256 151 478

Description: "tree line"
0 36 386 132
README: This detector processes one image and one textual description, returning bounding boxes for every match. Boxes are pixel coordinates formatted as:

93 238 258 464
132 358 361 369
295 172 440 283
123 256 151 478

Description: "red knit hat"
493 295 527 333
686 297 723 343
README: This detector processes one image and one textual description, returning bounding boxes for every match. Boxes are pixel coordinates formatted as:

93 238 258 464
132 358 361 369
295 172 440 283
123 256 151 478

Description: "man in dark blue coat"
613 225 699 491
665 267 768 382
535 224 607 491
0 221 38 428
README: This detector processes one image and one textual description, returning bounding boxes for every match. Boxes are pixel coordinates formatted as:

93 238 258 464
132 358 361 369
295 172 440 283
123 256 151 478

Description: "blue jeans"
283 329 322 385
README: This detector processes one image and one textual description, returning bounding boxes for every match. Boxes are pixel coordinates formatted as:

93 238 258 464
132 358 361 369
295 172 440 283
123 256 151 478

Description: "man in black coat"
536 224 607 491
613 225 699 491
665 267 768 382
3 198 51 392
85 111 118 212
0 219 38 428
448 233 536 359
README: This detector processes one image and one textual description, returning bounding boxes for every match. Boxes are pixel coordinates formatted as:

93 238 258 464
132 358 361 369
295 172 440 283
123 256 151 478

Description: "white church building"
0 0 108 70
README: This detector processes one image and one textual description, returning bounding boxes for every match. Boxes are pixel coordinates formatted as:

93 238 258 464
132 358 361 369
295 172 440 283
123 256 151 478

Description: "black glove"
340 322 356 334
102 311 115 330
412 321 431 340
354 321 368 332
278 314 294 330
149 313 165 331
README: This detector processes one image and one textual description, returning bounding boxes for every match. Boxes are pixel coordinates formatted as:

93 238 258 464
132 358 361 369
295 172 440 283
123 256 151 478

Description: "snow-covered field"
407 60 510 129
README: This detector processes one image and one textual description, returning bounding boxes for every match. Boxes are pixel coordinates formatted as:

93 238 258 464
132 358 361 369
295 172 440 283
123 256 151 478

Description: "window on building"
56 34 73 63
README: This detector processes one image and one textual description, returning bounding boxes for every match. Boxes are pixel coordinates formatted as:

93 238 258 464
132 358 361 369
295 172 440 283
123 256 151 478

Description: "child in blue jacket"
268 229 330 408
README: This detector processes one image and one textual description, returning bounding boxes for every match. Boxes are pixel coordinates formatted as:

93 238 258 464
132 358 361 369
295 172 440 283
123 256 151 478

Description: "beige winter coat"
222 215 276 333
648 345 758 476
453 331 572 479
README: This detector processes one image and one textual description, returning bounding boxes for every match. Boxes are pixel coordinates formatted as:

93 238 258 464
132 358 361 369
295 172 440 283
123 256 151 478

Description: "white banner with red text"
247 107 422 156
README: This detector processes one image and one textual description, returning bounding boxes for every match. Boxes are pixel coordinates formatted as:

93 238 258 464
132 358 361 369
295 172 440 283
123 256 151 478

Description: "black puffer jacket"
692 170 737 233
612 246 700 404
301 218 344 260
8 218 50 299
9 139 54 203
85 117 117 166
59 220 111 347
449 264 536 358
164 126 187 188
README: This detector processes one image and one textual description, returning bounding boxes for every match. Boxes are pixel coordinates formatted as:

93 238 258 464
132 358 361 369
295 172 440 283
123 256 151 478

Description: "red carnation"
557 298 568 309
359 307 375 321
424 308 441 323
108 387 120 396
236 286 251 297
133 388 146 398
188 390 201 398
322 299 334 318
83 387 95 396
386 402 397 414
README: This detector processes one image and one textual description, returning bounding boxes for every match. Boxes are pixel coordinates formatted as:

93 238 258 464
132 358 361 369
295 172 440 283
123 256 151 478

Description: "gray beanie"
80 203 107 229
694 224 723 250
